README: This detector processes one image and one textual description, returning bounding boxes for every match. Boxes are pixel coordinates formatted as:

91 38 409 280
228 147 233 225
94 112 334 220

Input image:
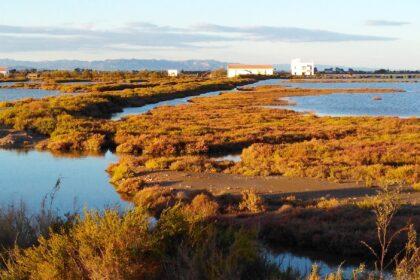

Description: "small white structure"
0 67 9 77
167 69 178 77
291 59 314 76
227 64 274 78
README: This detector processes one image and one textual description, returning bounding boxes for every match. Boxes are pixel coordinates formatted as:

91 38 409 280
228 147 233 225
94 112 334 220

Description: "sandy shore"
137 170 419 204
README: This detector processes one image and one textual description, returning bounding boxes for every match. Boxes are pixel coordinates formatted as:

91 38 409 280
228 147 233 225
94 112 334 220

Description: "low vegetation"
1 73 418 278
0 187 418 279
109 85 418 187
0 202 282 279
0 75 259 151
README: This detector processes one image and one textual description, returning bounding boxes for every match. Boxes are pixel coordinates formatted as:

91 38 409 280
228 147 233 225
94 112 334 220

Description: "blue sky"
0 0 419 69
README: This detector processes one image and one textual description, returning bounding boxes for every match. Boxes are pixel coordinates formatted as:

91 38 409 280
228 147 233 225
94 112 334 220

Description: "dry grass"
109 85 418 186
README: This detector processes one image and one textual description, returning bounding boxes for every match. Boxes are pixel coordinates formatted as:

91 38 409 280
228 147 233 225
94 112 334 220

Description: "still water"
0 80 409 276
1 80 281 211
210 154 242 162
1 80 418 213
0 150 125 213
282 82 420 117
268 250 390 279
111 79 282 120
0 88 60 102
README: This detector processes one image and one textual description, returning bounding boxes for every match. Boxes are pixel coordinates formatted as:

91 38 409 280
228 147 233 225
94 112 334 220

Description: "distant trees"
209 68 227 78
374 69 390 74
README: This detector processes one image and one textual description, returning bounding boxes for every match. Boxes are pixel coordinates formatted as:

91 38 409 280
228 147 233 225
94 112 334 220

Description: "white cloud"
194 24 395 42
0 22 396 53
365 20 410 26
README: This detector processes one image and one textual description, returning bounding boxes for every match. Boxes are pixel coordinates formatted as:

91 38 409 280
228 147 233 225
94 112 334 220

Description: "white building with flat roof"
167 69 178 77
291 59 314 76
0 67 10 77
227 64 274 78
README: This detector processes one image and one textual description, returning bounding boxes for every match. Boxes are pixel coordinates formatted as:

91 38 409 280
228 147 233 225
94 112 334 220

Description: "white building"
291 59 315 76
0 67 9 77
227 64 274 78
167 69 178 77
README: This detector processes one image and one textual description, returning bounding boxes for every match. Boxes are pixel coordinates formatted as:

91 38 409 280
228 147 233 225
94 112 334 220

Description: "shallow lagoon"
2 80 283 211
0 88 60 102
268 249 388 279
0 150 125 213
111 78 283 120
0 79 411 276
1 80 418 213
282 82 420 117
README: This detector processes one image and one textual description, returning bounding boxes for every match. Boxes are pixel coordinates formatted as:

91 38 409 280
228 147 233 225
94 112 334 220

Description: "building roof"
227 64 273 70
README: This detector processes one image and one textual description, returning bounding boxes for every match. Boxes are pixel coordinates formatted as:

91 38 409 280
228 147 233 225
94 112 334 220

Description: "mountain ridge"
0 58 375 71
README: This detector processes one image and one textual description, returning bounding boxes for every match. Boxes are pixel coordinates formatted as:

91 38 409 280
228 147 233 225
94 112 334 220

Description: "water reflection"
0 88 60 102
278 82 420 117
210 154 241 162
0 149 127 213
267 249 391 279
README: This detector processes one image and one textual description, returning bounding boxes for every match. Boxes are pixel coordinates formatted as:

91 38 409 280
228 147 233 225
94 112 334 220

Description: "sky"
0 0 419 69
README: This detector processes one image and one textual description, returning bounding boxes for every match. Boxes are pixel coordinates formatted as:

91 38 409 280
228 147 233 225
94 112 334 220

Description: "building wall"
167 70 178 77
0 70 9 77
291 59 314 76
227 68 273 78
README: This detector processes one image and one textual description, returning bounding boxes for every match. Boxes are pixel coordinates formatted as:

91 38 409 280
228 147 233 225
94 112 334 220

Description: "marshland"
0 69 419 279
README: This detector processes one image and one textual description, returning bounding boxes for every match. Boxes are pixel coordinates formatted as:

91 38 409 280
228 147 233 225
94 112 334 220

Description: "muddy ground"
138 170 420 204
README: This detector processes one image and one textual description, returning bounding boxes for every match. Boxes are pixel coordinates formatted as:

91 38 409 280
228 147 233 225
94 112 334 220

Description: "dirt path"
138 170 420 204
141 170 382 199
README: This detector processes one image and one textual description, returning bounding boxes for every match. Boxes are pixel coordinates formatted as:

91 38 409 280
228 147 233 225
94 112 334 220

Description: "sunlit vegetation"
1 74 418 279
110 85 418 186
1 186 418 279
0 201 282 279
3 79 415 184
0 75 259 151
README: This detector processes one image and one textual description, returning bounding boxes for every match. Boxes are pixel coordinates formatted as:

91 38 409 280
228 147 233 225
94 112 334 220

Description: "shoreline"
287 78 420 83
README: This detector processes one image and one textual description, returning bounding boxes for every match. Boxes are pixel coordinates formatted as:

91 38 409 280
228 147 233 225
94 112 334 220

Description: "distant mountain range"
0 58 375 72
0 59 227 71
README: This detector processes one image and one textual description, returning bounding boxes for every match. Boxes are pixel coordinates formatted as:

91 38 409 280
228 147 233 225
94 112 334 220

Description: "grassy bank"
0 188 418 279
0 76 260 151
0 199 283 279
109 85 418 186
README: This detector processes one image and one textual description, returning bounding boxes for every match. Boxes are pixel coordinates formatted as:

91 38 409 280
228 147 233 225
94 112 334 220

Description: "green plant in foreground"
0 204 282 280
361 188 419 279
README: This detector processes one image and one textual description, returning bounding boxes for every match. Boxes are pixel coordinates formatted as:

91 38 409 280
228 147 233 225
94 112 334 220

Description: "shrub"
239 190 266 213
116 177 145 195
316 198 341 209
183 193 219 222
1 209 159 280
108 161 134 184
144 157 172 170
133 187 177 216
1 205 281 280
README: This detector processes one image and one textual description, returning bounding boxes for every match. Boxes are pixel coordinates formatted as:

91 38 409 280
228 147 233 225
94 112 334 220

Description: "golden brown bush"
133 187 177 216
239 190 266 213
183 193 219 221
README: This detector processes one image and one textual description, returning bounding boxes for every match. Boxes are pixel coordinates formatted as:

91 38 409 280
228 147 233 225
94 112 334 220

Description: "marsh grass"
0 183 418 279
109 85 418 187
0 203 284 279
0 179 74 260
